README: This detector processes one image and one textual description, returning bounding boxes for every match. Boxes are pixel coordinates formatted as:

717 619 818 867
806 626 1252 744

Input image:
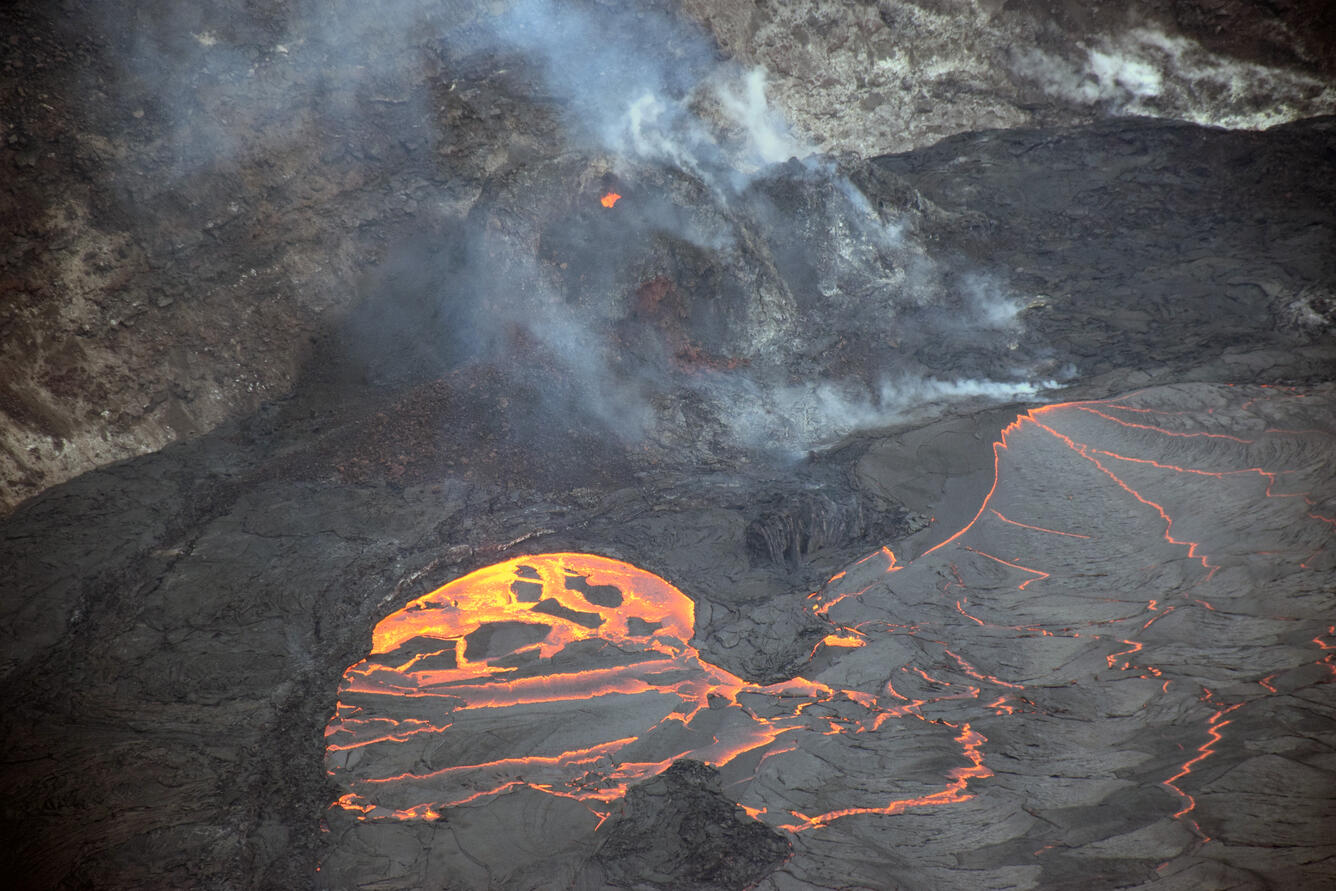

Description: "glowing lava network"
325 553 943 828
325 385 1334 843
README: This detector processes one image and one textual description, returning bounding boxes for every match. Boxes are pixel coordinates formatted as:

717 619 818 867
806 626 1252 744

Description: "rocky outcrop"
0 0 544 511
683 0 1336 156
580 761 792 890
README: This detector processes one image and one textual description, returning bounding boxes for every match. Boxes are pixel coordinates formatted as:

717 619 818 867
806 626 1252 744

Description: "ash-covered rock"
579 760 791 891
6 0 1335 512
681 0 1336 157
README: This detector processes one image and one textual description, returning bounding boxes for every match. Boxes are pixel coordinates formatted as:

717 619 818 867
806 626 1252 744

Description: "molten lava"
324 553 992 829
325 386 1333 847
600 191 621 208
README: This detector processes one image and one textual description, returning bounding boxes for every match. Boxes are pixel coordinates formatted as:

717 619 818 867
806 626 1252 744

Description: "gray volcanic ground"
2 1 1334 889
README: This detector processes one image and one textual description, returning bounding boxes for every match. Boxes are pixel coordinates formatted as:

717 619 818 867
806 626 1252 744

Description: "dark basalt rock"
744 489 921 569
865 116 1336 383
580 760 791 890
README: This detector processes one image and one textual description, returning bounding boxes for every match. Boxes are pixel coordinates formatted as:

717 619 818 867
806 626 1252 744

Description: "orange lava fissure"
324 388 1330 840
325 553 940 828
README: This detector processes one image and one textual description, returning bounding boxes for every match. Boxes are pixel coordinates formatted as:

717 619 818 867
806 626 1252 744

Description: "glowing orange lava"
1163 695 1244 836
325 553 927 827
779 723 992 831
600 191 622 208
324 386 1331 845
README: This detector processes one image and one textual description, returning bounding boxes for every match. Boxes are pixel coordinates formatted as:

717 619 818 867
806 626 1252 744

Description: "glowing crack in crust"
325 552 987 829
325 386 1333 838
810 387 1333 842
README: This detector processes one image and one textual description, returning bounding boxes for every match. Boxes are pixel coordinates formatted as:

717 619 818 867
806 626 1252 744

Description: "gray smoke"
1011 27 1336 129
419 0 1059 451
98 0 1060 455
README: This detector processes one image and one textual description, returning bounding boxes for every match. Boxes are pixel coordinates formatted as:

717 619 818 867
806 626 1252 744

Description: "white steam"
617 68 807 181
713 375 1059 454
1082 50 1163 102
962 275 1023 329
484 0 809 190
462 1 1055 446
109 0 1063 451
1014 28 1336 129
712 68 807 171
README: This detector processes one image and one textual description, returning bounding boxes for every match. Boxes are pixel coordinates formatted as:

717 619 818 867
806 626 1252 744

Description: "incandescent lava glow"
600 191 621 208
326 554 721 820
324 385 1334 842
326 553 941 828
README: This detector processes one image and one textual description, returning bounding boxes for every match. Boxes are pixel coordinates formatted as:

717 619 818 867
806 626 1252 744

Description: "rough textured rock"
682 0 1336 156
580 761 792 890
4 0 1334 512
0 0 544 510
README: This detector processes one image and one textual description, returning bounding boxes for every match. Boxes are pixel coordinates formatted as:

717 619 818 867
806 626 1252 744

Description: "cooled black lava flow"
744 489 916 569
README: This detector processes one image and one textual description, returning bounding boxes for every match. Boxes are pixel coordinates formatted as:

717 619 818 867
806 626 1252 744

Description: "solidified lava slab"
787 385 1336 888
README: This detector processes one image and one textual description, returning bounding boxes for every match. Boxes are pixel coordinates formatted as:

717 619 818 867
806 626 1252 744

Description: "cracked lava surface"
324 383 1334 885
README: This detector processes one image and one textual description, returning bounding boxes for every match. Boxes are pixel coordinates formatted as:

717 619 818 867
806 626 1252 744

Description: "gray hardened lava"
580 761 792 890
1 0 1334 889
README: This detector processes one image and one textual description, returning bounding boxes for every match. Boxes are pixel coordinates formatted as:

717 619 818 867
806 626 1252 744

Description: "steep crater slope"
685 0 1336 155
